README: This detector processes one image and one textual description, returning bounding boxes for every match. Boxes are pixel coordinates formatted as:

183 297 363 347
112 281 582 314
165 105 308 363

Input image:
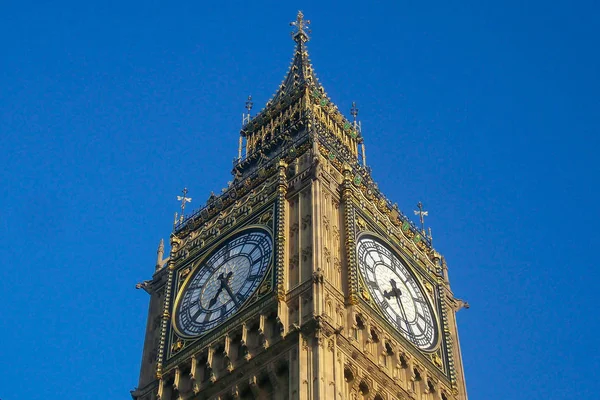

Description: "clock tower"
132 12 468 400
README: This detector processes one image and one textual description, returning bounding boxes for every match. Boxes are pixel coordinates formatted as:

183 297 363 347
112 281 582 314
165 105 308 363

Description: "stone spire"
155 238 164 271
267 11 324 105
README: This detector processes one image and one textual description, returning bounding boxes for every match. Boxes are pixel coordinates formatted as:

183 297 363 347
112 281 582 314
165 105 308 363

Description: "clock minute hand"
383 279 416 340
391 282 416 341
216 270 240 307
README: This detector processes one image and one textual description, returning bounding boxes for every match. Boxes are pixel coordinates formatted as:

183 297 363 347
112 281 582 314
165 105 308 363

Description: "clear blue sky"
1 1 598 399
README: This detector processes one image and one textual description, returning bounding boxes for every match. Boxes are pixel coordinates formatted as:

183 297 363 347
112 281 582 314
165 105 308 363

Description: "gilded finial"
242 95 253 126
290 11 310 43
351 101 359 127
239 95 253 159
352 102 366 166
414 201 429 235
245 95 253 113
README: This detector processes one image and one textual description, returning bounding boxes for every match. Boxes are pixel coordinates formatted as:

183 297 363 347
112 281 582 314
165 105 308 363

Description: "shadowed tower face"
132 12 468 400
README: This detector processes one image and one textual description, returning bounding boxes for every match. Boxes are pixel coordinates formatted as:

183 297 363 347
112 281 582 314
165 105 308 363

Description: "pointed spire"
240 12 363 163
156 238 164 270
269 11 322 103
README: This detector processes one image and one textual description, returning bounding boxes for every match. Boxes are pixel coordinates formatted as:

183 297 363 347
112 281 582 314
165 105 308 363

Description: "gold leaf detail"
171 339 184 354
361 288 370 301
425 281 434 294
180 267 191 279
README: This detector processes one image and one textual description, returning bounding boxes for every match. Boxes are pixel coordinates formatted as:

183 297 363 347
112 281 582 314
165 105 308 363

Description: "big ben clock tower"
132 12 469 400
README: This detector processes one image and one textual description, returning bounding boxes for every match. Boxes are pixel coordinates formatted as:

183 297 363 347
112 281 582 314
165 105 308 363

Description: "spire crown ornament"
290 11 310 43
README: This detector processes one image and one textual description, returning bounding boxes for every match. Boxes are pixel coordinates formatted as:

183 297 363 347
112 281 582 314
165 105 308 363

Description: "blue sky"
1 1 598 399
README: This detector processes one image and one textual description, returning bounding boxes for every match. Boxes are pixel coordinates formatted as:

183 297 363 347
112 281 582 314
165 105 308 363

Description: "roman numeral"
252 259 262 266
191 308 202 321
413 297 427 305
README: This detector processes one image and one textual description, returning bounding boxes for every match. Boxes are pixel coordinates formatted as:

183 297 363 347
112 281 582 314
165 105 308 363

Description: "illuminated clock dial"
357 234 438 351
174 228 273 338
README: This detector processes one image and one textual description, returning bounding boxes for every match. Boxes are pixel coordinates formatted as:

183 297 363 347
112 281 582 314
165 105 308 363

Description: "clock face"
174 228 273 338
357 234 438 351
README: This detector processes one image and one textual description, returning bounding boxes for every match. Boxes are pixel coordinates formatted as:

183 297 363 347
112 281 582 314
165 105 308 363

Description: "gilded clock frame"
355 230 442 353
171 224 275 340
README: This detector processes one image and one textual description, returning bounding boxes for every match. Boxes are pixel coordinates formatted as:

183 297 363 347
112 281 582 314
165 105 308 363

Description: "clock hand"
207 285 224 308
383 279 403 300
207 271 232 308
222 280 241 307
384 279 416 341
393 286 416 341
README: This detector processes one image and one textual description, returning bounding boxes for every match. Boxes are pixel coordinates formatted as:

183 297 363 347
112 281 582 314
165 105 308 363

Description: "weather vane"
177 188 192 224
414 201 428 234
290 11 310 42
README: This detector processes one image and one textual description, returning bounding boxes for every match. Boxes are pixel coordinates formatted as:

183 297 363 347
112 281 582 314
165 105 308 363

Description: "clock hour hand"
383 279 402 300
215 271 240 307
207 285 224 308
208 271 234 308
